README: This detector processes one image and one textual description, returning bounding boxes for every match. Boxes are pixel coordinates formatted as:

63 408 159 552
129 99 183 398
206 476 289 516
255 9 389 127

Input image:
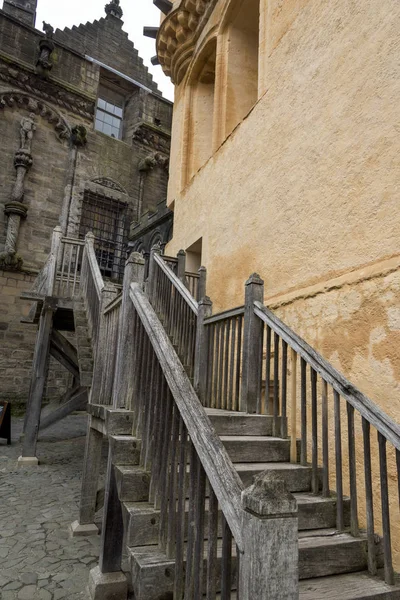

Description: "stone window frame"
95 85 124 140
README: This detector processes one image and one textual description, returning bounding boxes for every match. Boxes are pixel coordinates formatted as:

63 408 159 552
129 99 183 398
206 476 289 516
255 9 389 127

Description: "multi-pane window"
95 86 124 140
79 191 128 282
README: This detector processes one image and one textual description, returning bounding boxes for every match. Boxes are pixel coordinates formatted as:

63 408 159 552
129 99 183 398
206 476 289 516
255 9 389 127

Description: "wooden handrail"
85 234 105 298
103 294 122 315
204 305 245 326
155 253 199 315
129 282 244 548
254 301 400 451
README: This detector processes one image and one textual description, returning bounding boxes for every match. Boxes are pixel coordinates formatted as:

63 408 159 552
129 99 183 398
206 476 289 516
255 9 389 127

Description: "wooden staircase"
108 409 400 599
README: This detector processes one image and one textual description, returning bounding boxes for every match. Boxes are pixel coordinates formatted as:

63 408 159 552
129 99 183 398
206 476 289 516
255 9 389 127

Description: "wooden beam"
153 0 172 14
49 330 80 379
143 26 158 39
39 387 87 431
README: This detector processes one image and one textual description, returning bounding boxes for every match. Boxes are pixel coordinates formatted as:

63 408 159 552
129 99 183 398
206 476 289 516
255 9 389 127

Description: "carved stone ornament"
0 62 95 119
105 0 123 18
132 123 171 154
92 177 127 193
1 114 37 271
71 125 88 147
139 152 169 172
36 22 55 74
0 91 71 141
156 0 217 83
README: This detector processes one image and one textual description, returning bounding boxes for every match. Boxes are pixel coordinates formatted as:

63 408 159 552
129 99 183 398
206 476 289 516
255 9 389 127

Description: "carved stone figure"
105 0 123 19
71 125 88 148
37 22 55 73
19 113 36 152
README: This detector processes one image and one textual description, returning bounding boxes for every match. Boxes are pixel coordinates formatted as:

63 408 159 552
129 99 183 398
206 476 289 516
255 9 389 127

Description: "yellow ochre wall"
166 0 400 566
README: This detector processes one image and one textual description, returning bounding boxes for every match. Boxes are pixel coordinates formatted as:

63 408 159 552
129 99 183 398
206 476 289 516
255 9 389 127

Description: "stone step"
217 572 400 599
109 435 141 466
205 408 284 436
221 435 290 463
129 530 381 600
123 493 350 548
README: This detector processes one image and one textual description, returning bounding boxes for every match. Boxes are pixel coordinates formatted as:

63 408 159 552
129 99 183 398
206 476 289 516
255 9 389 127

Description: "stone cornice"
0 51 95 120
156 0 218 84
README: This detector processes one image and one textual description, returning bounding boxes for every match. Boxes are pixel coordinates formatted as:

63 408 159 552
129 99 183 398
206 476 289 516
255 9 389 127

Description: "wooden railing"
201 306 244 410
126 280 297 598
97 295 121 405
54 237 85 298
185 270 199 300
80 232 104 349
148 250 198 375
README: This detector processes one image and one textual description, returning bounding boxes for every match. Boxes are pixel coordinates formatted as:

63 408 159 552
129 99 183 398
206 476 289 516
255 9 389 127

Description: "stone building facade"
0 0 172 403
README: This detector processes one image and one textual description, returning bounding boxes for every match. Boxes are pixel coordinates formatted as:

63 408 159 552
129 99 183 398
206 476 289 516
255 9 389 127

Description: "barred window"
95 86 124 140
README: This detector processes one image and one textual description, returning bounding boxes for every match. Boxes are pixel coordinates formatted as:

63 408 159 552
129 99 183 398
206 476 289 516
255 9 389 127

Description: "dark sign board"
0 401 11 445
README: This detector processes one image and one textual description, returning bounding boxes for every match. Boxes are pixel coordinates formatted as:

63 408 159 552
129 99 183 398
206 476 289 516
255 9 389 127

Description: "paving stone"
1 416 104 600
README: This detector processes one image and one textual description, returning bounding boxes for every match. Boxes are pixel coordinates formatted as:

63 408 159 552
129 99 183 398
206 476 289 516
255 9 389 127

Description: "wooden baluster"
362 418 377 575
166 406 180 558
157 388 172 519
273 333 280 436
334 390 344 531
206 488 218 600
214 322 221 409
322 380 329 497
300 358 307 466
141 348 155 466
281 340 288 438
290 349 297 463
149 368 164 503
397 449 400 510
207 325 215 408
311 368 318 494
184 443 197 598
235 315 242 412
265 325 272 415
223 319 231 411
220 515 233 600
229 318 236 411
241 274 264 414
193 461 206 598
378 432 394 585
347 403 359 536
218 321 225 409
174 417 187 600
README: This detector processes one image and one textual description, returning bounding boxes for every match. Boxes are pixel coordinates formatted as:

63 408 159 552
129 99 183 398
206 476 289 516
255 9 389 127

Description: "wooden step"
299 572 400 599
234 462 321 490
115 466 150 502
123 493 350 548
129 530 380 600
109 435 141 466
221 435 290 462
206 408 284 436
217 573 400 599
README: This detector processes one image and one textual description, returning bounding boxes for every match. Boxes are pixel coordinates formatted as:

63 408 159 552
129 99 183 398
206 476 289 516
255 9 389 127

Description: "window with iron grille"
79 191 128 282
95 86 124 140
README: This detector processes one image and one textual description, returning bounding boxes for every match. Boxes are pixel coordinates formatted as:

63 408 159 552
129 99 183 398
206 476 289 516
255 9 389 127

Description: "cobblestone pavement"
0 415 107 600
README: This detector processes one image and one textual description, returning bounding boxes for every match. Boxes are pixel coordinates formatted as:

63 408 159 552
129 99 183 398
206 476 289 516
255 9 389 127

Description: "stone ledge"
17 455 39 467
70 520 99 537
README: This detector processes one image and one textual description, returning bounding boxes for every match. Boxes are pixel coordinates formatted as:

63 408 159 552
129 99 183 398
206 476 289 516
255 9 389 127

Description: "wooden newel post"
112 252 145 409
177 249 186 284
240 472 299 599
241 273 264 413
194 296 213 402
197 266 207 301
147 243 162 302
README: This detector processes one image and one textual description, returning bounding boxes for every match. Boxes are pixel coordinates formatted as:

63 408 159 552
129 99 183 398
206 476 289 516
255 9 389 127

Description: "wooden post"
71 418 103 536
48 225 63 295
240 472 298 599
194 296 213 403
90 282 118 406
112 252 145 409
177 249 186 284
88 450 128 599
241 273 264 413
198 266 207 301
19 297 57 466
147 243 162 302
